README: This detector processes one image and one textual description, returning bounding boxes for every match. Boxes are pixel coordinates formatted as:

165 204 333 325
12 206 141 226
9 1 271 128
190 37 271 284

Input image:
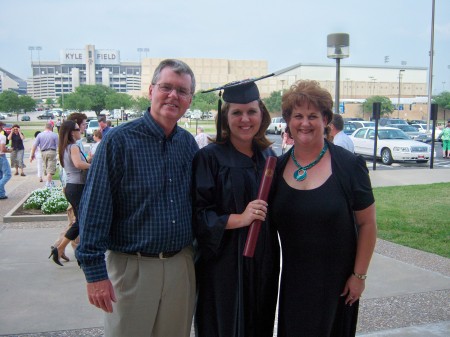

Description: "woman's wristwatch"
352 272 367 280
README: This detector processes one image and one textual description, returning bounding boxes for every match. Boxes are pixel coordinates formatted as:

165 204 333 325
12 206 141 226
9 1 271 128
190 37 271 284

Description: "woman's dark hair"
214 100 272 149
58 120 78 168
282 80 333 135
34 131 41 138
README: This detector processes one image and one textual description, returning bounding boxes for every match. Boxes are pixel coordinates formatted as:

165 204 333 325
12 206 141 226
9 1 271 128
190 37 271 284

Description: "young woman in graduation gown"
192 82 280 337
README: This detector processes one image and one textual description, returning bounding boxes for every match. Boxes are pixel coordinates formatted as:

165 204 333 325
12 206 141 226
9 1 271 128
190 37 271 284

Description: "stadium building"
27 44 141 101
26 44 431 119
0 67 27 95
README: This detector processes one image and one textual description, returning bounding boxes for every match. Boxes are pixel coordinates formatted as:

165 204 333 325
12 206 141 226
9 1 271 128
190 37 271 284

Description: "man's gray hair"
151 59 196 94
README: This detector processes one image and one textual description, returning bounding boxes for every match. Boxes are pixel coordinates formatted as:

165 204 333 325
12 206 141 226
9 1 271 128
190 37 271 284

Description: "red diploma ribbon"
243 156 277 258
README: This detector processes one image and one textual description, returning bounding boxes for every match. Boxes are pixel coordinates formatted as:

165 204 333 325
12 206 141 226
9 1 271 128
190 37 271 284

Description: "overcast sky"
1 0 449 94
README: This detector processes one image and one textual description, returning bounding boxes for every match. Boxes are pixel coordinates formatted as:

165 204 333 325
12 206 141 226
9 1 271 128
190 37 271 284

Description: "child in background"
88 129 102 162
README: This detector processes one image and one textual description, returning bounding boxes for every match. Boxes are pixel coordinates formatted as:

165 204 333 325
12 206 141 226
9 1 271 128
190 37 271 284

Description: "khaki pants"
105 246 195 337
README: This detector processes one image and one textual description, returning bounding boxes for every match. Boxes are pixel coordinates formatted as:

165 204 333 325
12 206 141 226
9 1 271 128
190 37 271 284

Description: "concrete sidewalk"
0 166 449 336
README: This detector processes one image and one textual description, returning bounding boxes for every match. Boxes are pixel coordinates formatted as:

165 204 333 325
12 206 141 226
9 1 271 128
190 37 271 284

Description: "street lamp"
137 48 143 63
35 46 42 101
137 47 149 63
28 47 35 98
397 69 405 118
327 33 349 114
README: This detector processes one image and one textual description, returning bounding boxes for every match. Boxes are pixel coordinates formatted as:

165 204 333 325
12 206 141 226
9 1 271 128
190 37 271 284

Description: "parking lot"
266 134 450 170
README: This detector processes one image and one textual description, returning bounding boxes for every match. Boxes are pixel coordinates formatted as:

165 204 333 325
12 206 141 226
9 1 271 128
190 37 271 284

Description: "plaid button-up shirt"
76 111 199 282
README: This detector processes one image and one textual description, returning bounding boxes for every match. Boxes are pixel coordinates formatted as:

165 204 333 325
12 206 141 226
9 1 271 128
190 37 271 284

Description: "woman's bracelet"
352 272 367 280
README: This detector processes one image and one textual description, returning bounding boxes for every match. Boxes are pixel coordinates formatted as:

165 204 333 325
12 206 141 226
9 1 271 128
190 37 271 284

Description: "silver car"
392 124 429 142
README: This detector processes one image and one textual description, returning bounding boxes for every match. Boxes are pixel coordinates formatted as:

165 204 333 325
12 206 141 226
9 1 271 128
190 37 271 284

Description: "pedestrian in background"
76 59 198 337
88 129 102 162
329 113 355 153
56 118 62 133
441 120 450 159
48 120 90 266
8 124 26 176
0 121 12 200
98 115 111 136
52 112 88 261
33 131 43 182
30 122 59 188
194 126 209 149
281 129 294 154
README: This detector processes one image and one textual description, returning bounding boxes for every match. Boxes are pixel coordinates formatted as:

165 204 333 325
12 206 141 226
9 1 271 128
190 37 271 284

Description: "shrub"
23 187 68 214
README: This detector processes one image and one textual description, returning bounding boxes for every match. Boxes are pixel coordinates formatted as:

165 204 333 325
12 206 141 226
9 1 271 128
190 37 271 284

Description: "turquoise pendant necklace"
291 142 328 181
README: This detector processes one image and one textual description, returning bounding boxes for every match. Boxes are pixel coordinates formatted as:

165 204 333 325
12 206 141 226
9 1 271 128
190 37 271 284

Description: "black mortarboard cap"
222 81 260 104
202 75 273 141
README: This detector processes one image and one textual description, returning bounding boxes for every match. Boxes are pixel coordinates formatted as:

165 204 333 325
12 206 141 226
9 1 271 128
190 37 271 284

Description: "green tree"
63 85 116 115
105 93 134 110
0 90 20 112
133 96 150 111
45 98 54 107
433 91 450 109
18 95 36 112
262 90 283 114
191 91 218 112
363 96 394 117
63 92 92 112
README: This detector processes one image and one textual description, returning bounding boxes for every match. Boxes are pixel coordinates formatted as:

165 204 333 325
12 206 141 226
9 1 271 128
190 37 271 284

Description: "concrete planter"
3 193 67 223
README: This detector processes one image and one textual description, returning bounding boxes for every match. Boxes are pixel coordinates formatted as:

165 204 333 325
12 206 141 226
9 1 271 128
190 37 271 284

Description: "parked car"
392 124 427 141
408 119 427 125
379 118 408 127
37 111 55 120
266 117 286 135
0 114 5 120
350 127 432 165
410 123 428 133
21 115 31 121
343 117 363 122
85 120 99 143
348 120 375 130
343 122 357 135
2 123 13 135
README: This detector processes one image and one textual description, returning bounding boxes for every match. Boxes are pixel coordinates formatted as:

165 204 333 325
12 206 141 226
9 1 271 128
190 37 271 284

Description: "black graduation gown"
192 141 280 337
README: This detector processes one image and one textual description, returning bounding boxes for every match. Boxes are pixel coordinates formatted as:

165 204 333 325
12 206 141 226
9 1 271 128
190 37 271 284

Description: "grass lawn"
373 183 450 258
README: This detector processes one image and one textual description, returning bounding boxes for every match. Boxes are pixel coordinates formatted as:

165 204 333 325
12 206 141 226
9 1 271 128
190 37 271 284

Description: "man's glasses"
156 83 192 100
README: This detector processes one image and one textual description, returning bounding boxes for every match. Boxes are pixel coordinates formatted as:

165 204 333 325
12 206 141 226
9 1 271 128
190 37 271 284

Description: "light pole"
369 77 377 96
344 78 351 98
137 48 143 63
327 33 349 114
397 69 405 118
28 46 35 98
36 46 42 102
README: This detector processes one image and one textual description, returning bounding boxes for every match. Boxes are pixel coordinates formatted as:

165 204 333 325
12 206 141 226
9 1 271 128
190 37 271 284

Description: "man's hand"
87 279 117 313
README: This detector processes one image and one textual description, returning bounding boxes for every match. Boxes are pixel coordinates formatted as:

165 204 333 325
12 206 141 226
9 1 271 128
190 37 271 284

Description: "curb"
3 192 67 223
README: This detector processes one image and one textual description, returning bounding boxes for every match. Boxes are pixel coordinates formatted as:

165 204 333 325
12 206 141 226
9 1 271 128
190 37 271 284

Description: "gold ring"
255 210 258 215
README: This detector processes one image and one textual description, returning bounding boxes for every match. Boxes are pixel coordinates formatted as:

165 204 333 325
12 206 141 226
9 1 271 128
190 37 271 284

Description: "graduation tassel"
216 91 223 142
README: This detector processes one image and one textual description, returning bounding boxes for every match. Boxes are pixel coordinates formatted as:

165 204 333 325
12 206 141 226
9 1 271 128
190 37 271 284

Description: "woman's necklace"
290 142 328 181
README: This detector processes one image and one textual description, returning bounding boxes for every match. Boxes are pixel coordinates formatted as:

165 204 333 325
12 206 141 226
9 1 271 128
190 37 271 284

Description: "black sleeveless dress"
271 174 359 337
